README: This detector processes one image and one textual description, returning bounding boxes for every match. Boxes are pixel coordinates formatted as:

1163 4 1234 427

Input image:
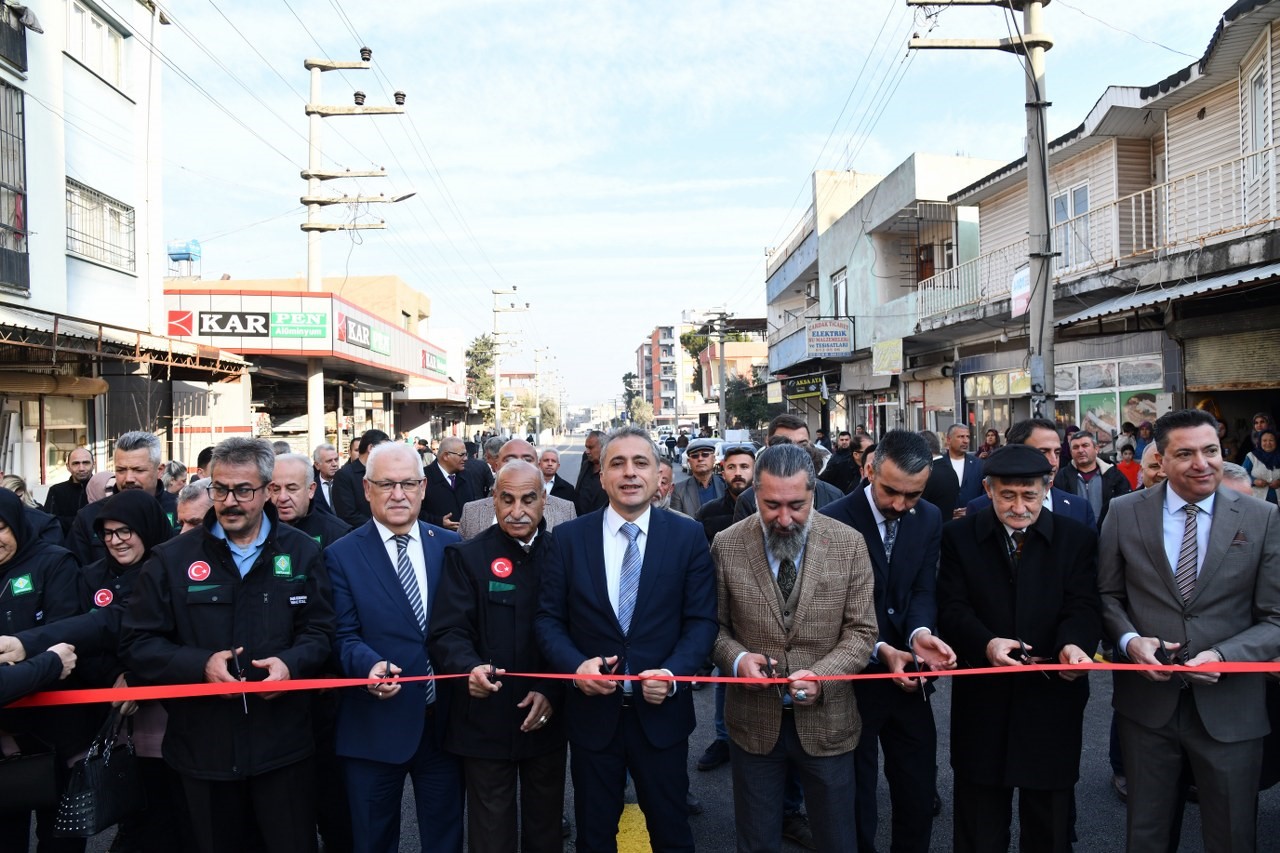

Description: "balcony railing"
918 143 1280 320
767 311 818 347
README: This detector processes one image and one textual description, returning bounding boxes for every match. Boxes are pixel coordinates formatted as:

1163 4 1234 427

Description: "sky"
151 0 1229 404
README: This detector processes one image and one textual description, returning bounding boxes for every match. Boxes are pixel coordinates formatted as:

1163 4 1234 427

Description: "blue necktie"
617 522 641 634
883 518 899 561
393 534 435 705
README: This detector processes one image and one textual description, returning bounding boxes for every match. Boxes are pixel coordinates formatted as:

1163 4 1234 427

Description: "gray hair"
945 423 970 437
872 430 933 476
274 453 315 487
311 443 336 464
538 447 560 461
365 442 422 480
209 437 275 485
585 429 607 444
116 430 162 465
177 482 212 506
753 444 816 492
1221 461 1251 487
161 461 188 489
271 440 292 456
483 436 505 459
0 475 35 507
600 425 659 465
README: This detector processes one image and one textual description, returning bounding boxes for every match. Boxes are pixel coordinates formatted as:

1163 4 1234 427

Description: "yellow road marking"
617 802 651 851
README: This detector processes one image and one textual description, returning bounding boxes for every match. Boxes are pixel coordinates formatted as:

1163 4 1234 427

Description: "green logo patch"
488 581 516 593
311 535 323 546
166 512 177 529
272 555 293 577
9 574 33 596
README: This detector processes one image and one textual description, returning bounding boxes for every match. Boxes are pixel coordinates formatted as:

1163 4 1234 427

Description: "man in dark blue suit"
536 425 717 852
820 429 957 853
921 423 984 519
325 442 463 853
310 442 340 516
964 418 1096 527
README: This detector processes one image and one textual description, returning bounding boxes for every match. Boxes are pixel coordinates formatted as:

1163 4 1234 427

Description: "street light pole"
491 288 528 437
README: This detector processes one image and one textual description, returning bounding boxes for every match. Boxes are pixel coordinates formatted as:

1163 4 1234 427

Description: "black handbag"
53 708 144 837
0 734 58 811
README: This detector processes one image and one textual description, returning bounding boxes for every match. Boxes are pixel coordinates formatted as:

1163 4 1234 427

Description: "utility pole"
491 287 528 437
301 47 410 453
706 308 732 433
909 0 1056 416
533 347 550 440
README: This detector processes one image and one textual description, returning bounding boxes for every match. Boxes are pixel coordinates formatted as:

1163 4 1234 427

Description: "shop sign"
337 314 371 349
872 339 903 375
370 328 392 356
270 312 328 339
785 376 825 400
168 310 269 337
806 319 853 358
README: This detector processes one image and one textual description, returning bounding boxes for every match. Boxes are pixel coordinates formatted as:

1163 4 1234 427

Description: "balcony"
766 204 816 280
917 143 1280 321
0 10 26 73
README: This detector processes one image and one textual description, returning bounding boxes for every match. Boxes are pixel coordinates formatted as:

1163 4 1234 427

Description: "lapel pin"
427 530 435 537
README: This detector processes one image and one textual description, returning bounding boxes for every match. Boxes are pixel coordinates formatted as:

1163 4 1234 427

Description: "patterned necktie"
1008 530 1026 564
1174 505 1199 603
777 557 797 600
617 522 642 634
447 473 456 490
393 534 435 704
883 519 899 561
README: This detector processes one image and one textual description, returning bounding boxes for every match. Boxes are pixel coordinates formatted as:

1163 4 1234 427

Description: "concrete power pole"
909 0 1056 417
533 347 550 439
708 309 732 433
301 48 408 453
491 287 528 437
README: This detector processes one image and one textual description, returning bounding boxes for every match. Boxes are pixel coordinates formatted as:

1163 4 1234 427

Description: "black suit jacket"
331 458 372 528
937 506 1101 789
820 488 942 656
422 462 475 527
311 468 335 515
922 453 984 518
548 475 577 504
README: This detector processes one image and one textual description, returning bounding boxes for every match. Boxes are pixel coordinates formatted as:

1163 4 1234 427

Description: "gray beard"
652 492 672 509
759 512 811 565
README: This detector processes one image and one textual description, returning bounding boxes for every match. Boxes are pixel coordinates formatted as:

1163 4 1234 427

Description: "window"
1250 65 1269 179
66 180 135 271
65 2 125 88
1052 183 1089 270
0 79 27 291
830 267 847 317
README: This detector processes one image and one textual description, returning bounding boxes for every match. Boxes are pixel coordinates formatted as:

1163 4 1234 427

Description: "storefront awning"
1056 260 1280 326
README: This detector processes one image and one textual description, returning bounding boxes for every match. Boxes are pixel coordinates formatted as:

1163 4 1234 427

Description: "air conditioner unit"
805 281 819 300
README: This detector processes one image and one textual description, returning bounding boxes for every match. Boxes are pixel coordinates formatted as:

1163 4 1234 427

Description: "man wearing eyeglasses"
671 437 726 517
936 443 1101 853
423 436 477 532
325 441 464 853
122 437 335 853
69 430 180 565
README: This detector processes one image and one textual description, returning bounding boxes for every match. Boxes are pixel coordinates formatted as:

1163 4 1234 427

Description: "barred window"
66 180 135 272
0 78 27 291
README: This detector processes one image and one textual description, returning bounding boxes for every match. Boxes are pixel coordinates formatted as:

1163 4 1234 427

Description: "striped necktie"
1174 505 1199 603
393 533 435 704
617 522 642 634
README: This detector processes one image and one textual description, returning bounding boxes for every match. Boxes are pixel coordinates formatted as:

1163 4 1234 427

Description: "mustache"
1001 510 1034 521
501 514 533 525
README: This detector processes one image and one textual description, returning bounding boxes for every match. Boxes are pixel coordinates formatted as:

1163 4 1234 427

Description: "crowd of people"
0 406 1276 853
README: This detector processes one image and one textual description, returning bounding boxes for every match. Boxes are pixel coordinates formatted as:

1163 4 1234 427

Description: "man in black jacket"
331 429 389 528
574 430 608 515
121 437 335 853
539 447 577 504
1053 431 1131 528
429 460 566 853
270 453 351 549
69 431 178 564
423 436 477 531
43 446 94 534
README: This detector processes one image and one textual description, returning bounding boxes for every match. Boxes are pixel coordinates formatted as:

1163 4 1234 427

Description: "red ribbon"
8 660 1280 708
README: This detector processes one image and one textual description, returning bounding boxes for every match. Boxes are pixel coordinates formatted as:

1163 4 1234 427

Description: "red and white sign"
188 561 211 582
168 310 194 337
93 588 113 608
490 558 513 579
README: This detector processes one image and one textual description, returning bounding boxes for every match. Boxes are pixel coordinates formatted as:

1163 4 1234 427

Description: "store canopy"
1056 260 1280 326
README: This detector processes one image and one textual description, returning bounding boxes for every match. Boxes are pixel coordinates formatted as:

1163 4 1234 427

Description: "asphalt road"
76 434 1280 851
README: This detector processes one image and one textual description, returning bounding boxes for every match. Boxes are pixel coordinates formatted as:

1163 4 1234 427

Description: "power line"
1055 0 1198 59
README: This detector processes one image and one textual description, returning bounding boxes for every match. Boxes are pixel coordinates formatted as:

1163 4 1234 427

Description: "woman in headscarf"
77 489 186 852
976 428 1002 460
1239 412 1278 464
1245 428 1280 505
0 488 86 852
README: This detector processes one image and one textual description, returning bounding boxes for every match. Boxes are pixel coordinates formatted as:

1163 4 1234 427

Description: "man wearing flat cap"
671 437 726 517
937 443 1102 852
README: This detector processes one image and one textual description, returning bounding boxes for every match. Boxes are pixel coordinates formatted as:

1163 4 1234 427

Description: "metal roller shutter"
1185 328 1280 390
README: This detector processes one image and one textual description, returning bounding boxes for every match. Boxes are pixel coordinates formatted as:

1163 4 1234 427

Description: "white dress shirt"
372 519 429 623
603 505 650 618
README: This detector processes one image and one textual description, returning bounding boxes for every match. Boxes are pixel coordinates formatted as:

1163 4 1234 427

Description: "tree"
539 397 559 434
680 329 753 399
725 376 782 429
466 334 496 426
629 397 655 427
622 372 641 409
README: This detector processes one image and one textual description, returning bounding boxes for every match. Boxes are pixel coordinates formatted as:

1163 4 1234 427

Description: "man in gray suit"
671 437 726 516
1099 408 1280 852
458 438 576 539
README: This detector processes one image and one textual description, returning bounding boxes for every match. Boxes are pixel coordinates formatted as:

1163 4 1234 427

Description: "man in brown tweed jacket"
711 443 878 852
